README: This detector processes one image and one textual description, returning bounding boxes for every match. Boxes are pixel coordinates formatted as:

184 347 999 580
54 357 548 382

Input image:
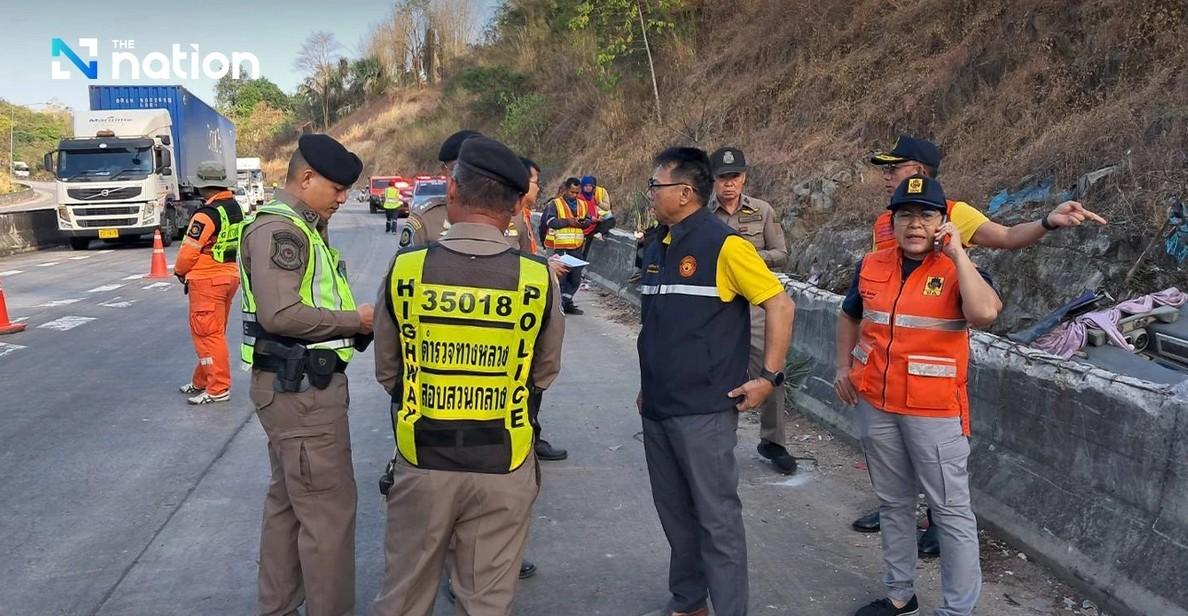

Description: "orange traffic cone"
148 228 170 279
0 279 26 336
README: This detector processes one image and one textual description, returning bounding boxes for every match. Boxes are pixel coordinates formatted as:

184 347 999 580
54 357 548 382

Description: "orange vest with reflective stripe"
849 247 972 434
544 197 587 250
872 199 958 252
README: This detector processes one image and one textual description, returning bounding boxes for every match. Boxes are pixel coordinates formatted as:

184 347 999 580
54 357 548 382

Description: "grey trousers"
855 400 981 616
747 306 785 446
643 411 748 616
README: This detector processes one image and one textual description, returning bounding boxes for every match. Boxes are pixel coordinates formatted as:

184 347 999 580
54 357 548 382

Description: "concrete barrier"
0 209 66 257
585 231 1188 616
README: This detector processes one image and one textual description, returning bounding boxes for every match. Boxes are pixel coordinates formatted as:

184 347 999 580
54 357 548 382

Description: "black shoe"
757 441 797 474
917 524 941 558
854 595 919 616
563 303 584 315
519 559 537 579
535 439 568 461
852 509 881 533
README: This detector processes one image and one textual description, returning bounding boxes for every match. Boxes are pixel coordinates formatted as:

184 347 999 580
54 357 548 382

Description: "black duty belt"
253 353 347 374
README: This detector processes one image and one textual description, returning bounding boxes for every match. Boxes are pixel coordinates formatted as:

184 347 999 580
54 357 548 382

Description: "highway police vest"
544 198 586 250
238 201 357 369
203 198 244 263
387 244 550 473
637 207 750 420
383 186 400 209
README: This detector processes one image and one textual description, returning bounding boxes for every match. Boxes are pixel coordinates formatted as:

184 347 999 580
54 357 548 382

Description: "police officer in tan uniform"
399 129 482 249
239 134 374 616
372 136 565 615
707 146 797 474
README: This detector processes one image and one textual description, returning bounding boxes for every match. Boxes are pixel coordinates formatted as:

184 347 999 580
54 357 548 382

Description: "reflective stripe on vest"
544 198 586 249
388 247 549 473
639 283 719 298
872 199 958 252
210 202 244 263
849 247 971 434
383 186 400 209
238 201 357 369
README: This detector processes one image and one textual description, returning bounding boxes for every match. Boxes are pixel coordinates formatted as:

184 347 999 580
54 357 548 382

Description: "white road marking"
96 250 113 254
35 262 60 267
13 316 29 322
37 298 83 307
68 255 92 260
122 274 146 280
142 282 172 290
99 297 136 308
0 270 23 276
86 284 124 293
0 342 26 359
37 316 95 331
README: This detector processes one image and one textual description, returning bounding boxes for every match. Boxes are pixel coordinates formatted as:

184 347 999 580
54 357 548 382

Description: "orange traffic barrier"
0 278 25 335
148 228 170 279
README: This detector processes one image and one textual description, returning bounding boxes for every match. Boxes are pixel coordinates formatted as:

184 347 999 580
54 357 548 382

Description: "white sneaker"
179 382 203 394
188 390 230 405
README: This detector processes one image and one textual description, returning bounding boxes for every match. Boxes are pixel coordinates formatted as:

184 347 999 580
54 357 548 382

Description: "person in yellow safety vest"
383 179 401 234
541 177 590 314
371 136 565 614
578 175 616 259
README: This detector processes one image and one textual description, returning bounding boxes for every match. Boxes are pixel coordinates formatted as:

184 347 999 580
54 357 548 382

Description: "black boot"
757 441 797 474
918 508 941 557
535 439 568 461
852 509 881 533
563 301 583 315
519 559 538 579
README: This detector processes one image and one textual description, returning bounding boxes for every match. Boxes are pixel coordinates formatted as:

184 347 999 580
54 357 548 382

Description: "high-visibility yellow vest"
238 201 357 369
544 198 586 250
209 200 244 263
388 245 550 473
383 186 400 210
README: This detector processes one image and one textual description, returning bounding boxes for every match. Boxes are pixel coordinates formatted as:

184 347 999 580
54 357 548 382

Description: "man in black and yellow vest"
372 136 565 615
638 147 796 616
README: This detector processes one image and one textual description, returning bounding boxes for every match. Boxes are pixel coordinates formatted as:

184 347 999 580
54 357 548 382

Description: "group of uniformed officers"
223 124 1104 616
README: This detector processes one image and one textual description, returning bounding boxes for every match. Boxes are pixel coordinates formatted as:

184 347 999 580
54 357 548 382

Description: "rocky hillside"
267 0 1188 333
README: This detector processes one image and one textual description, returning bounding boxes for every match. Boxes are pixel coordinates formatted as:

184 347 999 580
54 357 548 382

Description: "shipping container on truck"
44 85 236 250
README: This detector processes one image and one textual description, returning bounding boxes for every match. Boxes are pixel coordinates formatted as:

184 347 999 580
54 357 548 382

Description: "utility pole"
637 0 663 125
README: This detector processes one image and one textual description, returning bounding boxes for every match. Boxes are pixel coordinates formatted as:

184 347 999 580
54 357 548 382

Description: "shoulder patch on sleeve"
398 224 414 248
270 230 304 271
187 220 206 239
407 216 424 232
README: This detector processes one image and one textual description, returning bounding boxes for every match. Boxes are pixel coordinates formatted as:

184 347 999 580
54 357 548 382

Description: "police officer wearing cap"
706 146 797 475
399 129 482 249
372 136 565 615
835 175 1000 616
238 133 374 616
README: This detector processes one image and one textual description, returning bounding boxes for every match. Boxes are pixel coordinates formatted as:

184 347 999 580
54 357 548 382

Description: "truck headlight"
57 206 70 222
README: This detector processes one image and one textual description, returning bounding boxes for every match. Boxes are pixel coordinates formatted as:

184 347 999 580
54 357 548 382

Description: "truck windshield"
415 182 446 196
58 146 153 182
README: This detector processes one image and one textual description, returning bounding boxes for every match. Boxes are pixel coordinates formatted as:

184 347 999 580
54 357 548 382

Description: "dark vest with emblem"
637 206 750 420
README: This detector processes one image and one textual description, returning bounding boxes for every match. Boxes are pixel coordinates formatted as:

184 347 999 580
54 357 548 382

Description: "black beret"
457 136 530 194
437 129 483 163
297 133 362 186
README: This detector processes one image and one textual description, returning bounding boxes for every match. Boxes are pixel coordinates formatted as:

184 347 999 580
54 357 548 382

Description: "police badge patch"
398 225 414 248
924 276 944 296
187 220 205 239
270 230 303 271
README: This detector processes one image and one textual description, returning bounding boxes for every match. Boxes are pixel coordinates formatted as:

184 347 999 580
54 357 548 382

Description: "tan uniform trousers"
371 454 539 616
748 306 786 446
252 370 358 616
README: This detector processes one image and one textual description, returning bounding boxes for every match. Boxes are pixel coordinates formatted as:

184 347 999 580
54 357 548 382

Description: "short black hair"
564 177 581 188
286 149 309 182
520 157 540 174
920 163 938 178
654 147 712 206
452 161 521 215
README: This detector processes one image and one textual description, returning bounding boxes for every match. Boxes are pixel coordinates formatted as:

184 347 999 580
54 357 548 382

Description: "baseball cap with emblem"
709 147 747 176
297 133 363 186
870 135 942 170
193 161 231 189
889 174 947 211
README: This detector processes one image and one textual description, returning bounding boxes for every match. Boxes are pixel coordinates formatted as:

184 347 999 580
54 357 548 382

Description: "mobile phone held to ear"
934 216 950 252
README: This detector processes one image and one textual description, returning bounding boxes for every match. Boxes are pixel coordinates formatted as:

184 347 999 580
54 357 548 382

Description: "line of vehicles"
363 173 446 217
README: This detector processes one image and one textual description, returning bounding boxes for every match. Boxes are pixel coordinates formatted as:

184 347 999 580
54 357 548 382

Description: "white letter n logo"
51 38 98 80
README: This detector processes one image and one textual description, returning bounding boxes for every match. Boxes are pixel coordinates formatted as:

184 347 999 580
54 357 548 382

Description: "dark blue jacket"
637 206 750 420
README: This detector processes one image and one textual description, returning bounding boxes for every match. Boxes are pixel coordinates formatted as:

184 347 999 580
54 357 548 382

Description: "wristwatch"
1040 214 1058 231
759 369 785 387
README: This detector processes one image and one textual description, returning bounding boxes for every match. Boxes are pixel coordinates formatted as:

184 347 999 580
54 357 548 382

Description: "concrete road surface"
0 180 56 212
0 205 1106 616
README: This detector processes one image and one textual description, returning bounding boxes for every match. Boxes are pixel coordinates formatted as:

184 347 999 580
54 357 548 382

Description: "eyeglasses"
882 162 920 175
646 178 695 194
892 209 943 224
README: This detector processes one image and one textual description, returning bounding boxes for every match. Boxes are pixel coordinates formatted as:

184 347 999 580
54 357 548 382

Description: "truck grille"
73 205 142 217
78 218 138 228
67 187 142 200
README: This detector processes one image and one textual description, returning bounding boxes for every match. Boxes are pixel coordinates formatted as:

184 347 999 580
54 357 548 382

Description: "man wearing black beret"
238 133 374 616
373 136 566 614
398 129 482 249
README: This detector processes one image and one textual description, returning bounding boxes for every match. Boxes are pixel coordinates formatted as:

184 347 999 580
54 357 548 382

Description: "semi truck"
236 156 265 208
44 85 236 250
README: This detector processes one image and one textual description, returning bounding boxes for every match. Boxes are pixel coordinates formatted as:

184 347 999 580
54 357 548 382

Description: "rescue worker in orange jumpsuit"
175 161 244 405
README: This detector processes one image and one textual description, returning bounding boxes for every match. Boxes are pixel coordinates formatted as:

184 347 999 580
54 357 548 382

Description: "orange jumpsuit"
174 191 240 395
